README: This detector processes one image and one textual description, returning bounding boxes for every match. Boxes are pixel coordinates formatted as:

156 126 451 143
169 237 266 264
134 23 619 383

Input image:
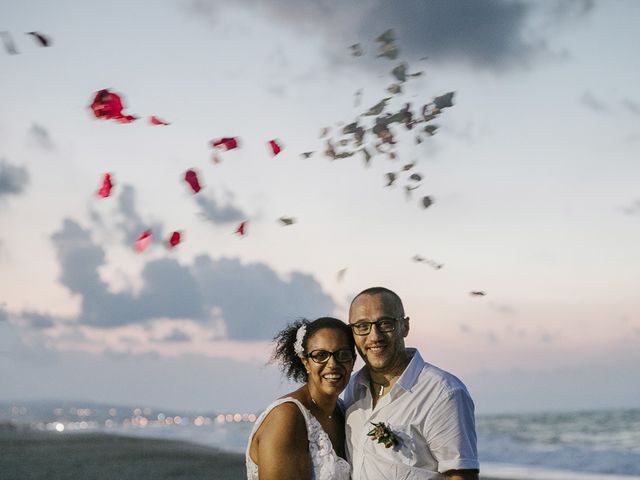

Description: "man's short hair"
350 287 405 317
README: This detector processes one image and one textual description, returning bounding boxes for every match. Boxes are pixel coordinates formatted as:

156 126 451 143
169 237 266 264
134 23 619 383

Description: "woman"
246 317 356 480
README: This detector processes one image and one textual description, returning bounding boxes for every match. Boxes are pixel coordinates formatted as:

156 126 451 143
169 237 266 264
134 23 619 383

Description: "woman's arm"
256 402 312 480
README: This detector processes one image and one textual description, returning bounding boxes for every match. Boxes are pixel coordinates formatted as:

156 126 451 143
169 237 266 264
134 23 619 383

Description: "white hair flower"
294 324 307 358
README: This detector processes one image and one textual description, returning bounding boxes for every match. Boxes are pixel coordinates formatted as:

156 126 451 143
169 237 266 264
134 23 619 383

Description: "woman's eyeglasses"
306 348 355 364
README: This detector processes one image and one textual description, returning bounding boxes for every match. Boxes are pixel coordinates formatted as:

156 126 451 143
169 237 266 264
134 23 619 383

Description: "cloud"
185 0 593 71
0 159 29 199
162 329 191 342
488 302 517 315
620 200 640 216
580 91 608 112
36 217 335 340
20 310 56 329
115 184 165 246
356 0 540 70
621 98 640 116
28 123 55 151
194 192 247 224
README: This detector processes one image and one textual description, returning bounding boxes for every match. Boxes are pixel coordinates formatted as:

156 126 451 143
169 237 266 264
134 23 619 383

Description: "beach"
0 424 246 480
1 423 511 480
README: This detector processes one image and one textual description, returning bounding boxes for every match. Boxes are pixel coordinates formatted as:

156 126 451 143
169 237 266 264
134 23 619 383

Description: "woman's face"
302 328 355 396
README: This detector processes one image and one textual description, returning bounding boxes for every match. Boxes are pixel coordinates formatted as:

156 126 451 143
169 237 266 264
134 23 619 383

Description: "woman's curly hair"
271 317 355 383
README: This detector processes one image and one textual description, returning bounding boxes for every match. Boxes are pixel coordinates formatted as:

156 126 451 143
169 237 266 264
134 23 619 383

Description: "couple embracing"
246 287 480 480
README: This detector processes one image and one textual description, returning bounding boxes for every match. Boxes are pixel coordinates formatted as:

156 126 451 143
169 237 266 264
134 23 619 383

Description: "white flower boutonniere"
367 421 399 448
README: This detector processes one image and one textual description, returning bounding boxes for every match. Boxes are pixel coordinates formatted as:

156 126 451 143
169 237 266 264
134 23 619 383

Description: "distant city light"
55 422 64 432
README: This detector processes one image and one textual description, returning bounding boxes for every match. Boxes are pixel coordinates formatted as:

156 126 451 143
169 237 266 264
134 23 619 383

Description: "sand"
0 423 246 480
1 423 504 479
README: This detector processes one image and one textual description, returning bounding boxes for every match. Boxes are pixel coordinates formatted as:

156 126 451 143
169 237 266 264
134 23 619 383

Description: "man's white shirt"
344 348 479 480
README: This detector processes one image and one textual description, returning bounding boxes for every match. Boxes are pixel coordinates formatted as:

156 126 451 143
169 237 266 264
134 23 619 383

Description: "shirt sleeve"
424 387 480 473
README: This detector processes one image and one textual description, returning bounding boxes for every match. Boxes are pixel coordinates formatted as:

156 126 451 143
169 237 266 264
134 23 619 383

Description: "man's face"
348 293 409 374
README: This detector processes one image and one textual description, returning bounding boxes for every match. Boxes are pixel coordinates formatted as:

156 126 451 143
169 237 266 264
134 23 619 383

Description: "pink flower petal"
97 172 113 198
184 169 202 193
134 230 152 253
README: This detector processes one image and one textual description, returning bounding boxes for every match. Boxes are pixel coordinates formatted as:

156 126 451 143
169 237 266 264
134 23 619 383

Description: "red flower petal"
184 169 202 193
167 231 182 248
234 221 248 236
149 115 170 126
268 139 282 156
90 89 137 123
211 137 239 151
97 173 113 198
134 230 152 253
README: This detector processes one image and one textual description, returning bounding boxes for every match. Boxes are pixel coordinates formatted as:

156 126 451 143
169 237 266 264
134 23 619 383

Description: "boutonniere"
367 421 399 448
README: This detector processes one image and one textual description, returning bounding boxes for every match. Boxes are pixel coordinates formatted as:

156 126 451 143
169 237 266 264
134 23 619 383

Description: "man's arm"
425 388 480 475
255 402 312 480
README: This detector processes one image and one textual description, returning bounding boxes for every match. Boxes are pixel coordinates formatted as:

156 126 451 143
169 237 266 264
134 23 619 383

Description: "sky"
1 0 639 415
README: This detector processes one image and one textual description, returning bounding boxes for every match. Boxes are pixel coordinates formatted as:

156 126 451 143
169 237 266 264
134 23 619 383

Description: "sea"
97 408 640 479
4 404 640 479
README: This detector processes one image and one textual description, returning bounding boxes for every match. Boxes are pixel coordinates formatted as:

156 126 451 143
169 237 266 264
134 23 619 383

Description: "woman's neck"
305 385 338 418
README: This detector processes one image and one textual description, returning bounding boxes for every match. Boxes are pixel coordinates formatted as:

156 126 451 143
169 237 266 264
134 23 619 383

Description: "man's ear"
403 317 410 338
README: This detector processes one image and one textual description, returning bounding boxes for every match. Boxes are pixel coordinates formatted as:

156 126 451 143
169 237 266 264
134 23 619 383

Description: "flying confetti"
349 44 364 57
375 29 399 60
278 216 296 226
421 196 434 209
134 230 152 253
433 92 455 109
268 139 283 156
96 173 114 198
149 116 170 126
337 268 348 282
385 172 397 187
402 162 415 171
167 231 182 249
412 255 443 269
1 31 18 54
364 97 391 116
211 137 240 150
90 89 138 123
234 221 248 236
26 31 51 47
184 169 202 193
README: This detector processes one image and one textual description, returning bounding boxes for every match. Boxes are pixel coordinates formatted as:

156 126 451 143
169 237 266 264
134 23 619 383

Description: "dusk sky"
1 0 639 414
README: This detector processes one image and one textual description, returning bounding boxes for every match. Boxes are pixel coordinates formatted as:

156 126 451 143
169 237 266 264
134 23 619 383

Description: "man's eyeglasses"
306 348 356 364
349 316 404 336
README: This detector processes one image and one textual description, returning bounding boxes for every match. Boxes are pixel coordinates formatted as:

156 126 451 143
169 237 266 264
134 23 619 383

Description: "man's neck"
368 349 411 388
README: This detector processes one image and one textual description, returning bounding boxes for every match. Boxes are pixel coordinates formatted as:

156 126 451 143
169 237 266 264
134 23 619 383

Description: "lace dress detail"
246 397 351 480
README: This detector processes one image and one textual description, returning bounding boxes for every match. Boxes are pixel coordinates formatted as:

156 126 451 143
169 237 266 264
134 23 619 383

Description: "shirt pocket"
390 423 420 466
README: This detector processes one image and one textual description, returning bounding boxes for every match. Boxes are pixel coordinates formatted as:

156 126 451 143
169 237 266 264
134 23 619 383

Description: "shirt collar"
396 348 424 392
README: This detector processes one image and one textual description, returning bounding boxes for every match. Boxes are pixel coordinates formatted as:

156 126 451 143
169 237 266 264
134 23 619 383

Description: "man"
344 287 479 480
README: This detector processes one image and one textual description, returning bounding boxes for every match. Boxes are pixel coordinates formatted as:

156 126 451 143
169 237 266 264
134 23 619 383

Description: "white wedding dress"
246 397 351 480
